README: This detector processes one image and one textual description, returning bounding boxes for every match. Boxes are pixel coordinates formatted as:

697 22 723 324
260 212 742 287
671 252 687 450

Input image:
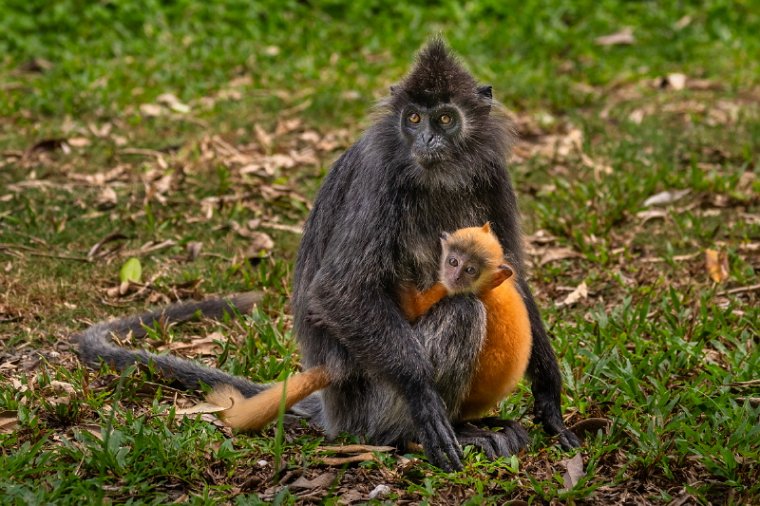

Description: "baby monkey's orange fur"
208 223 531 429
435 224 532 420
206 367 330 431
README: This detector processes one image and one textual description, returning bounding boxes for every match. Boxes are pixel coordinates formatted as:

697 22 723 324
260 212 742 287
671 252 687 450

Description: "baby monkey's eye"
448 257 458 267
408 113 421 124
439 114 452 125
465 266 477 275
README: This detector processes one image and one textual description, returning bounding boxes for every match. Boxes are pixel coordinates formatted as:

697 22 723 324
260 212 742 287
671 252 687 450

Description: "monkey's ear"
440 232 450 243
477 85 493 101
481 222 491 233
490 264 514 289
498 264 514 278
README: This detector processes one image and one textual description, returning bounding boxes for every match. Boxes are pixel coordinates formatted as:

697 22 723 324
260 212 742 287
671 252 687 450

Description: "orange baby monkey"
207 223 532 429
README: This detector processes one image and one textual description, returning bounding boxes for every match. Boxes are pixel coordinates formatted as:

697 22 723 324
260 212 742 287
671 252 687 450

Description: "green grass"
1 0 758 504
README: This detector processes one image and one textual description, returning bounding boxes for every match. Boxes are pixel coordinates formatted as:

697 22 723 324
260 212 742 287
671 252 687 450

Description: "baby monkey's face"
439 248 489 295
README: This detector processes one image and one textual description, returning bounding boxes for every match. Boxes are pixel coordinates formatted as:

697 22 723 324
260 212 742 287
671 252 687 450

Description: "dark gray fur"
295 39 578 470
74 293 260 394
74 39 579 471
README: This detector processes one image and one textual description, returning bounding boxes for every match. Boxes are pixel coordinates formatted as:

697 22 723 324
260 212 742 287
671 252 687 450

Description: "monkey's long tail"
72 292 326 424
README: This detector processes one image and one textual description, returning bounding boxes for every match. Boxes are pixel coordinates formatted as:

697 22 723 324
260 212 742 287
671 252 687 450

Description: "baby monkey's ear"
489 264 514 289
439 231 451 243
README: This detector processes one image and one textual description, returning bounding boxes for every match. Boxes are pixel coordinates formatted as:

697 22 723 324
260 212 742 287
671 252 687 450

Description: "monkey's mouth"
412 148 445 168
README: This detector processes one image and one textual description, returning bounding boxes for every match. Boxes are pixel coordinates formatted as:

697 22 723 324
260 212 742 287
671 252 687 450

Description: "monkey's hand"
304 305 328 328
410 388 464 472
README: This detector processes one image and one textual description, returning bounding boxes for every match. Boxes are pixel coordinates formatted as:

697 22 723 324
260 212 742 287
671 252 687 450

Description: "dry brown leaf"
69 164 127 185
67 137 91 148
628 108 645 124
524 229 556 245
319 453 376 466
161 332 224 355
655 73 688 91
78 424 105 441
316 444 395 454
703 348 727 366
666 73 687 90
275 118 302 136
530 128 583 159
0 414 19 434
730 379 760 389
290 472 336 490
186 241 203 261
595 27 635 46
561 453 586 491
140 103 163 117
85 232 120 262
636 209 668 222
556 281 588 308
569 417 612 439
580 153 613 177
338 489 364 504
674 15 692 30
246 232 275 257
96 187 118 209
254 124 273 150
643 189 690 207
49 381 76 394
156 93 190 113
175 401 230 416
300 131 321 144
539 247 582 266
88 122 113 138
705 249 729 283
368 484 392 500
736 397 760 408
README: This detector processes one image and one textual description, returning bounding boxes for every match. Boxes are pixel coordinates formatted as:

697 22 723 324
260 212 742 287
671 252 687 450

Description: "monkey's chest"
398 198 487 287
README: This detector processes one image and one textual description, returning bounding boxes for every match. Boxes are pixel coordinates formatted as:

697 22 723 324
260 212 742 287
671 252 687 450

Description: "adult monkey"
292 38 579 470
76 39 579 471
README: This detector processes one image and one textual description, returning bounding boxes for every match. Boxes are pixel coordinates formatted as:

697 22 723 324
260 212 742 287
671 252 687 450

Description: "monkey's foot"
455 419 529 460
533 396 582 449
534 408 582 449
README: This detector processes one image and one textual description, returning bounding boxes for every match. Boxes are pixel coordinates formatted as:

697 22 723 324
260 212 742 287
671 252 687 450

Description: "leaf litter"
2 71 758 504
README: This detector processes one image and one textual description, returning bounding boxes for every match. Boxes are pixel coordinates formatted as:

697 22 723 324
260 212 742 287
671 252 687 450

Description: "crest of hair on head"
394 38 478 107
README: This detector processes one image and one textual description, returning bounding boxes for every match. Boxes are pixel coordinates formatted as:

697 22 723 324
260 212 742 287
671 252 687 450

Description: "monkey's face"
401 105 465 168
439 248 488 294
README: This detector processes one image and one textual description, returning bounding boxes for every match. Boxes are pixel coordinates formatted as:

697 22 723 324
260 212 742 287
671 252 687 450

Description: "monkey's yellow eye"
439 114 452 125
408 113 421 124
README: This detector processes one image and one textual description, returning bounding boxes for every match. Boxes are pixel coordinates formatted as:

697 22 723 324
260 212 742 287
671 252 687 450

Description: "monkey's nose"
418 132 436 148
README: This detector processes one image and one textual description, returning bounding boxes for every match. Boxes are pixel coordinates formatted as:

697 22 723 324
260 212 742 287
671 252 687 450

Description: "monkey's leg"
311 294 486 470
414 295 530 459
518 279 581 449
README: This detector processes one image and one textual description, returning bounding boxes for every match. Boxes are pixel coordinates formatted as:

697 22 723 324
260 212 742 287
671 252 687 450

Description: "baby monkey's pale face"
439 247 489 294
